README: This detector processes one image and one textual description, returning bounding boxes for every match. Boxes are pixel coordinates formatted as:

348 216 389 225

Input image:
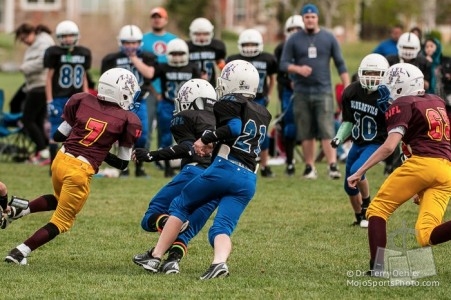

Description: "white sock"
16 243 32 257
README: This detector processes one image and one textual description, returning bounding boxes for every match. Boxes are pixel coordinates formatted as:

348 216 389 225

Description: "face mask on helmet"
358 54 389 92
238 29 263 57
174 79 217 114
284 15 304 38
216 59 259 99
189 18 214 46
397 32 421 60
376 63 425 112
167 38 189 67
97 68 141 111
55 20 79 48
117 25 143 55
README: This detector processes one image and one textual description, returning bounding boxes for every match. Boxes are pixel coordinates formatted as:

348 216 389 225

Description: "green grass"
0 161 450 299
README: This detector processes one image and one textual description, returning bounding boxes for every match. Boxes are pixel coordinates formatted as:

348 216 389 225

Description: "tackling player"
44 20 92 169
331 54 389 228
187 17 226 86
101 24 156 177
132 79 219 274
226 29 278 177
135 60 272 280
347 63 451 275
3 68 142 265
151 38 201 177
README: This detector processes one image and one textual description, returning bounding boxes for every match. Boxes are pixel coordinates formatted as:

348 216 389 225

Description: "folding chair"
0 89 34 162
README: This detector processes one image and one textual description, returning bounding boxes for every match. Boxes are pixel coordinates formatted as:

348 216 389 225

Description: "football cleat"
4 248 27 265
260 167 274 178
1 206 25 229
160 259 180 274
328 163 341 179
285 164 295 176
303 165 317 180
133 248 155 267
199 262 229 280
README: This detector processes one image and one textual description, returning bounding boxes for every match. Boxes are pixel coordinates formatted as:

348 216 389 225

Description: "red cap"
150 7 168 19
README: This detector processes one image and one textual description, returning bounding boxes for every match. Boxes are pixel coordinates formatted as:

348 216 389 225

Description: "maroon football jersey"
61 93 142 172
385 94 451 160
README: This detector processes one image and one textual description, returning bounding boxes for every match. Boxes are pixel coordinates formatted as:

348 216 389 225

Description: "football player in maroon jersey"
348 63 451 275
3 68 142 265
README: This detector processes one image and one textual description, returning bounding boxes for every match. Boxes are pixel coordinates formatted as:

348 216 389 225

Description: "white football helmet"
117 25 143 54
238 29 263 57
358 54 389 92
189 18 214 46
174 79 217 113
284 15 304 37
377 63 425 112
216 59 259 99
397 32 421 60
97 68 141 111
167 38 189 67
55 20 79 48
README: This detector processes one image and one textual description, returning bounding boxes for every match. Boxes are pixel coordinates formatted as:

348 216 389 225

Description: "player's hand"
133 148 154 162
347 173 362 189
47 102 58 117
194 139 211 157
330 138 341 149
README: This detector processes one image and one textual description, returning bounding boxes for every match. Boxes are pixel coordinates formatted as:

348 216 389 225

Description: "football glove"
134 148 154 162
330 138 341 149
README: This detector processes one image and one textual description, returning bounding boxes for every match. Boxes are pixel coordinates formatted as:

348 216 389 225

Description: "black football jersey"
341 81 387 145
153 63 201 101
226 53 278 99
171 109 216 168
44 45 92 98
187 39 226 86
100 51 157 92
212 94 272 170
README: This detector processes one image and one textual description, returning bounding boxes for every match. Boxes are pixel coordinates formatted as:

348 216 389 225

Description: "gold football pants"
367 155 451 246
50 151 95 233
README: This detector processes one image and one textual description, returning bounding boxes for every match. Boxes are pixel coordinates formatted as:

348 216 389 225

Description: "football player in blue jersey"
44 20 92 170
101 24 156 177
331 54 389 228
226 29 278 177
187 17 227 87
135 60 272 280
132 79 219 274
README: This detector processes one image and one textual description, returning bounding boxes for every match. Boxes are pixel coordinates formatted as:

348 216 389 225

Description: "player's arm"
130 55 155 79
267 73 276 101
82 73 89 93
104 146 130 171
331 121 352 148
53 121 71 142
134 140 194 163
45 68 55 102
348 130 403 187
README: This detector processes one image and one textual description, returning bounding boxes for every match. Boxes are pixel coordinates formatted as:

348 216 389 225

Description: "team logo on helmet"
238 80 250 91
221 63 236 80
179 86 192 101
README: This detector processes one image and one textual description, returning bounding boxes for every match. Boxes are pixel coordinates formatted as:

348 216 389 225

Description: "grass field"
1 40 451 299
0 160 450 299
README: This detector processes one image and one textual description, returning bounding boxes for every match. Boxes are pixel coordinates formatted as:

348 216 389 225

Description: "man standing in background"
280 3 350 180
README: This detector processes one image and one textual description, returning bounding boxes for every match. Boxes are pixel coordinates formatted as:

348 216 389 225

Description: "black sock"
361 196 371 219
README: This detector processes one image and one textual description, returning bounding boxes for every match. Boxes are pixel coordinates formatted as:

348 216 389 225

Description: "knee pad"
283 124 296 139
42 194 58 210
344 181 359 196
